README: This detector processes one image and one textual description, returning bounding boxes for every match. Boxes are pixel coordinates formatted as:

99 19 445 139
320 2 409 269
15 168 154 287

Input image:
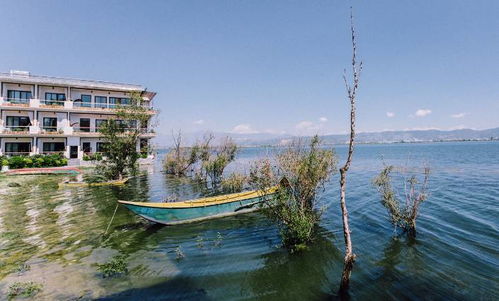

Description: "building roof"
0 70 147 92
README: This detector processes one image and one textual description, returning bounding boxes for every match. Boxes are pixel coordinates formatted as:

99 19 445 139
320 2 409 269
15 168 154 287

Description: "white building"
0 70 156 164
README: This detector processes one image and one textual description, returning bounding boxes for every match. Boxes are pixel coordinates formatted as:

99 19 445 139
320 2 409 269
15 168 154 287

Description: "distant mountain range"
156 127 499 148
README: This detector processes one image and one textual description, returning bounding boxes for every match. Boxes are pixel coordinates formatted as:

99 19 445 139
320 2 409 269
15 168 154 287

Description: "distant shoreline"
157 138 498 150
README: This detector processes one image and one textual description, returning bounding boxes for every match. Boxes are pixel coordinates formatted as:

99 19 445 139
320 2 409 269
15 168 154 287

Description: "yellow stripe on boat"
118 186 277 209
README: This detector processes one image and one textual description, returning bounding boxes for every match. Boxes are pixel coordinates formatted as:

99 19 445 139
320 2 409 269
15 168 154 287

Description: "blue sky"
1 0 498 143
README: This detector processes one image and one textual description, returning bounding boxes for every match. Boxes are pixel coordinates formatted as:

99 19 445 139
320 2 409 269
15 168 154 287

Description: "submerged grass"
7 281 43 299
97 255 128 278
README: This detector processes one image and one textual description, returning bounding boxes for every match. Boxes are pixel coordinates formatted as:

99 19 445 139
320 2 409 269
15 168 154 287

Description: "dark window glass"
44 93 65 106
95 119 107 131
7 90 31 103
43 142 65 152
75 94 92 108
95 96 107 108
140 139 148 153
5 142 31 155
109 97 130 108
82 142 91 153
43 117 57 132
79 118 90 132
96 142 108 153
6 116 30 131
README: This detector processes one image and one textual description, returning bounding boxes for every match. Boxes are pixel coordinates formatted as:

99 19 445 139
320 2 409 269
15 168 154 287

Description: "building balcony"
1 126 31 135
0 98 31 107
0 124 155 137
0 97 155 114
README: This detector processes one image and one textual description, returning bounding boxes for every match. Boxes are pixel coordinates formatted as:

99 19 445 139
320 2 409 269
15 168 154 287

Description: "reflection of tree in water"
245 231 343 300
372 237 434 299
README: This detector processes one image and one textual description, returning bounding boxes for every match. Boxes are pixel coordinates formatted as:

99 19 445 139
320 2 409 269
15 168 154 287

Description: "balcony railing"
41 126 62 134
3 151 31 156
73 127 93 133
73 102 152 110
3 126 30 133
41 151 65 155
40 99 65 107
3 98 30 106
1 98 154 111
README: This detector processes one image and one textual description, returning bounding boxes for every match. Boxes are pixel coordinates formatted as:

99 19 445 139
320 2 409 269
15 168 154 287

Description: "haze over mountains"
156 127 499 148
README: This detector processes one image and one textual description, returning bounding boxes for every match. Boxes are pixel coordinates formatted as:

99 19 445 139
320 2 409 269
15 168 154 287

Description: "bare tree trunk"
339 8 362 293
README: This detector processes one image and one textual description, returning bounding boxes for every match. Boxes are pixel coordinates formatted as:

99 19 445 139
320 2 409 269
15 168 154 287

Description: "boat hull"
120 195 268 225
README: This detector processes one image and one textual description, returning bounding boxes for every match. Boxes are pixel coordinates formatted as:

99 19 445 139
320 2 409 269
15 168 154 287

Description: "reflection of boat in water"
5 167 82 176
59 178 129 187
118 187 277 225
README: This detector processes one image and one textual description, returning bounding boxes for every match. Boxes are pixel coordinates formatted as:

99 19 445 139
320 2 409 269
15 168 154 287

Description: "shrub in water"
97 255 128 278
221 173 247 193
7 281 43 298
249 136 337 252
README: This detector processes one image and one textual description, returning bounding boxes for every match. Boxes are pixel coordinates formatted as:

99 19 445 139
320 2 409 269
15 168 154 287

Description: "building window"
95 96 107 108
6 116 30 131
79 118 90 132
5 142 31 155
109 97 130 108
44 92 66 106
82 142 91 153
96 142 108 153
43 117 58 132
140 139 149 153
75 94 92 108
42 142 65 153
95 119 107 131
7 90 32 104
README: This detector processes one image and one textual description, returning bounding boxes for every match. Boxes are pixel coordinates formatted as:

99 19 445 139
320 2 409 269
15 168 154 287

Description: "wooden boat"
118 187 277 225
5 167 82 176
59 178 129 188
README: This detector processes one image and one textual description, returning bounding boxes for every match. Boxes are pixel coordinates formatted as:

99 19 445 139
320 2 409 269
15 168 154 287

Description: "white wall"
69 113 111 132
37 112 67 129
38 86 67 100
1 83 35 98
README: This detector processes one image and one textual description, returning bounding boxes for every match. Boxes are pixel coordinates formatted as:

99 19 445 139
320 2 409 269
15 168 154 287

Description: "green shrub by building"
1 154 67 169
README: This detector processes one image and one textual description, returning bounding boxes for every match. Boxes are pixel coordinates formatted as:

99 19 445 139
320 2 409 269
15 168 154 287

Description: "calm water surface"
0 142 498 300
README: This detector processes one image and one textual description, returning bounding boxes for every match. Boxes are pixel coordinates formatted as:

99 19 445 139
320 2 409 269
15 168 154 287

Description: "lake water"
0 142 498 300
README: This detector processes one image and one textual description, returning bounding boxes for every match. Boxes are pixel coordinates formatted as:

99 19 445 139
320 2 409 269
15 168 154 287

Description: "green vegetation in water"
97 255 129 278
249 136 337 252
7 281 43 299
14 262 30 274
214 232 224 247
163 133 241 191
373 165 431 237
83 171 108 184
196 236 204 249
175 246 185 261
220 173 247 194
94 91 150 181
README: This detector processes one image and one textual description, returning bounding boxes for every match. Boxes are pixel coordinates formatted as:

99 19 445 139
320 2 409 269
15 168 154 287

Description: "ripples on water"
0 142 498 300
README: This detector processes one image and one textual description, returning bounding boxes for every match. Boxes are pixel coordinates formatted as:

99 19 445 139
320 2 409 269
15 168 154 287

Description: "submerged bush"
97 255 128 278
83 171 108 184
373 165 430 237
220 173 247 193
249 136 337 251
7 281 43 298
